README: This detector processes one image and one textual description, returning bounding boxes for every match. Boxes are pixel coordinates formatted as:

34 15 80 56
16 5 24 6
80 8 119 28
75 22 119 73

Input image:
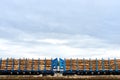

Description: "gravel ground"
0 75 120 80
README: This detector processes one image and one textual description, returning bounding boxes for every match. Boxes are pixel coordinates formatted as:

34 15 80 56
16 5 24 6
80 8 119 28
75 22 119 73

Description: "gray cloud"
0 0 120 43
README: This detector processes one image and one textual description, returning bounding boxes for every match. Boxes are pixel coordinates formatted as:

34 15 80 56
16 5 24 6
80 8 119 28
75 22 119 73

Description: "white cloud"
37 39 67 45
0 35 120 59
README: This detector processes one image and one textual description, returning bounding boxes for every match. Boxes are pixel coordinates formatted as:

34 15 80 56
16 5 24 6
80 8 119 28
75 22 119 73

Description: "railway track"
0 75 120 80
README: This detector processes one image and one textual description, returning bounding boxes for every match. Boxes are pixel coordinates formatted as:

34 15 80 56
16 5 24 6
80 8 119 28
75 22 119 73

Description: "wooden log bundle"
0 59 52 70
65 59 120 70
0 58 120 71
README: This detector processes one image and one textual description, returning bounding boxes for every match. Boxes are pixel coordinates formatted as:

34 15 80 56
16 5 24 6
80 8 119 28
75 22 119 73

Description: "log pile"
65 59 120 70
0 58 120 71
0 58 51 70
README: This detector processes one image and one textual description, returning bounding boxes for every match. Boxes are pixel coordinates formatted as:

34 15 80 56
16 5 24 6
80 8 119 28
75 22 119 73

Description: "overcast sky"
0 0 120 59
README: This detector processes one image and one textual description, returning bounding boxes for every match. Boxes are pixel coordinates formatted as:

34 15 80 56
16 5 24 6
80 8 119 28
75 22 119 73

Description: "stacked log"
65 59 120 70
0 58 120 71
0 59 52 70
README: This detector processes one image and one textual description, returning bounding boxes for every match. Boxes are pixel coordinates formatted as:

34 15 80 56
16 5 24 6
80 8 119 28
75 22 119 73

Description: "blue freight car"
59 58 120 75
0 58 58 76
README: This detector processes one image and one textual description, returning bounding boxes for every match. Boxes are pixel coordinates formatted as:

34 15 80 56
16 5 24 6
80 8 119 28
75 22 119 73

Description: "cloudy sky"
0 0 120 59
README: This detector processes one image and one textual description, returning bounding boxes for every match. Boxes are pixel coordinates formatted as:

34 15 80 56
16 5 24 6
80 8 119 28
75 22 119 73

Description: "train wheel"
63 73 66 76
37 72 39 75
10 72 13 75
42 74 46 76
51 73 54 76
17 72 19 75
77 72 80 75
97 72 100 75
91 72 94 75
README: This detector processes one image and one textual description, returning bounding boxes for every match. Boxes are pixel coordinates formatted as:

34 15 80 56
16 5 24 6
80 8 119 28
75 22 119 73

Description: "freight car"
0 58 120 76
0 58 58 76
59 58 120 75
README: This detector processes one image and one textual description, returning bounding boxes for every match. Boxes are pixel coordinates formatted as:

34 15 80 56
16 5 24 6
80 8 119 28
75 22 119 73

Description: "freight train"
0 58 120 76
